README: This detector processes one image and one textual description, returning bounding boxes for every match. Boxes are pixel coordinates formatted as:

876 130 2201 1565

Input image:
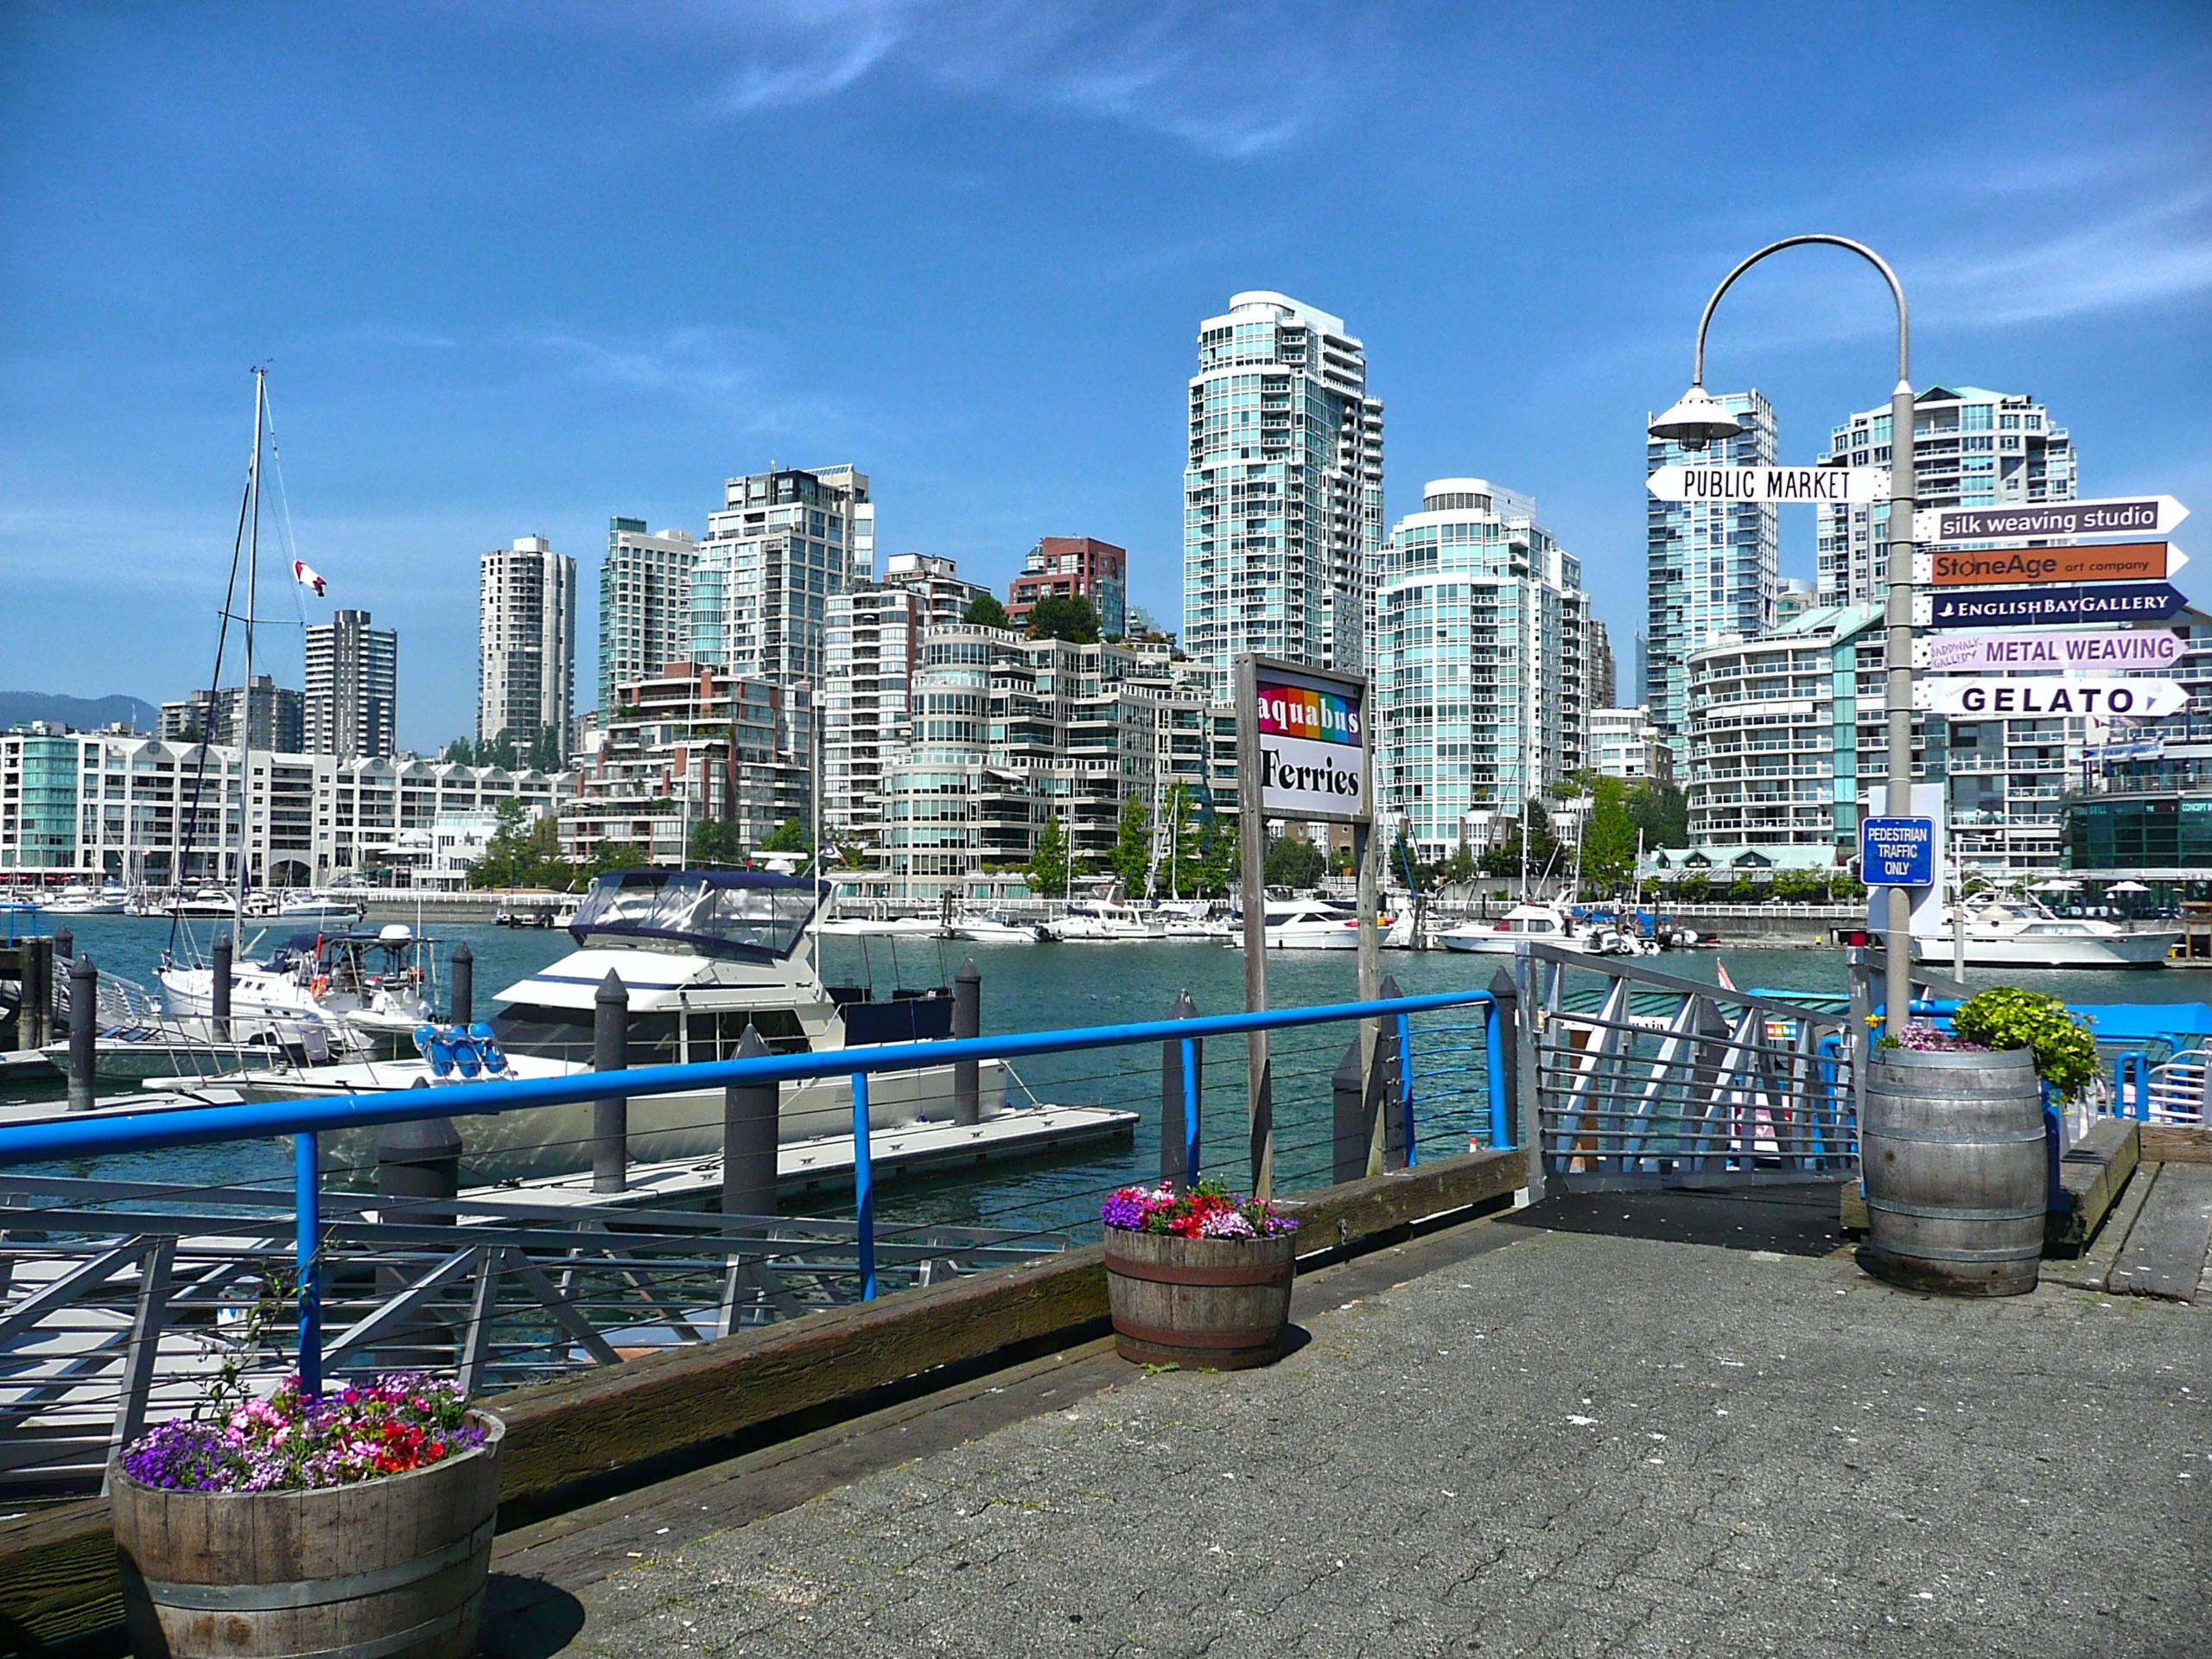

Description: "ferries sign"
1647 464 1887 505
1913 542 2181 587
1240 662 1370 825
1916 629 2183 673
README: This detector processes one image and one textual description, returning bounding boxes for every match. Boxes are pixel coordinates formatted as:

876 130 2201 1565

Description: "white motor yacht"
1153 901 1235 943
202 869 1054 1184
1922 899 2178 969
42 882 129 916
1037 901 1165 942
942 909 1039 944
279 890 365 922
1439 901 1583 955
157 925 435 1056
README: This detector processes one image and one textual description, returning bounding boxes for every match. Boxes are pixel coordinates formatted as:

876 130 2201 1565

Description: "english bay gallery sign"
1238 659 1370 824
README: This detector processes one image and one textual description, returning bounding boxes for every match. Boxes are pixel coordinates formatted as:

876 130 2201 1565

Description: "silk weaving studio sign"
1255 677 1368 819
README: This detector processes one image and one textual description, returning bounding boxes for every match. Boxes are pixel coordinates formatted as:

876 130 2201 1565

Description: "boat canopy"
567 869 830 961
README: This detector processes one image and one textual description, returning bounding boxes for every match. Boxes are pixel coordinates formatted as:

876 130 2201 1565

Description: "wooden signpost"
1236 656 1375 1196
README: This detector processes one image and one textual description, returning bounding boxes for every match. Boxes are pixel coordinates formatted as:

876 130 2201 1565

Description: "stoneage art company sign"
1253 677 1368 820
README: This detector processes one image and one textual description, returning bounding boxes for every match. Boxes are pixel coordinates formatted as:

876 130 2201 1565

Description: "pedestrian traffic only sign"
1861 817 1935 888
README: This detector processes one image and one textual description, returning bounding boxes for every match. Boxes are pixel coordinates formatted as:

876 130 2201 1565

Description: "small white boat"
41 883 129 916
164 887 243 919
943 910 1038 944
1153 902 1235 943
278 890 365 921
1037 901 1165 942
1439 902 1581 955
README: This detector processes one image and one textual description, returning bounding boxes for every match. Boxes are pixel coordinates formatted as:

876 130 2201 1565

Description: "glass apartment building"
1645 389 1777 755
598 518 698 717
690 465 872 693
1182 291 1383 702
1375 480 1590 859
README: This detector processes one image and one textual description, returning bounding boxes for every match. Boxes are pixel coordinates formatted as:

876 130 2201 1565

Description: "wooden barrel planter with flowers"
109 1378 500 1659
1102 1181 1299 1369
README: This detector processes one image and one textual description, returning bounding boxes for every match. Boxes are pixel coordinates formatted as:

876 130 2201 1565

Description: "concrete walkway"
516 1196 2209 1659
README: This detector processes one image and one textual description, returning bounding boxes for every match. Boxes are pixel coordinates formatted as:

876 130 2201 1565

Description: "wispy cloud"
691 0 1363 159
1916 190 2212 327
510 324 840 435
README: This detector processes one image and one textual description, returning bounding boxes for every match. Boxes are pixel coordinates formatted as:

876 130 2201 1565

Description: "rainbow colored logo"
1256 683 1362 747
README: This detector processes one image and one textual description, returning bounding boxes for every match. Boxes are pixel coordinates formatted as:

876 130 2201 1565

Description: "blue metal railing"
0 985 1508 1394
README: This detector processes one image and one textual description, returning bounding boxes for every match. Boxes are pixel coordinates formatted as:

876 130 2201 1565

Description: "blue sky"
3 0 2209 750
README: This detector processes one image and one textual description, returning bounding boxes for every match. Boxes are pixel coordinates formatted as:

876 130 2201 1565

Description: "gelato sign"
1250 671 1369 822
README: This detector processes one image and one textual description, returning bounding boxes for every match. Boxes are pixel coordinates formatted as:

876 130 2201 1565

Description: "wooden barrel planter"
1103 1229 1296 1369
1861 1046 2046 1297
109 1413 503 1659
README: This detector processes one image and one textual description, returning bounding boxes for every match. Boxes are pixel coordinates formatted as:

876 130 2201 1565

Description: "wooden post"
1377 971 1406 1172
952 957 981 1126
722 1026 778 1220
1331 1035 1366 1185
1161 991 1201 1189
1235 656 1273 1198
593 969 628 1194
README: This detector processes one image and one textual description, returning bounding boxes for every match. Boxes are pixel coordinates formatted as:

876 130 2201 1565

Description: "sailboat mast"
234 366 265 950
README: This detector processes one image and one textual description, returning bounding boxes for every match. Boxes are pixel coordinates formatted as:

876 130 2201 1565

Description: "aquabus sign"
1238 658 1371 823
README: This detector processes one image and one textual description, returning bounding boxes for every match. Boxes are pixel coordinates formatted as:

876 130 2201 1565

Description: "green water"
12 916 2205 1239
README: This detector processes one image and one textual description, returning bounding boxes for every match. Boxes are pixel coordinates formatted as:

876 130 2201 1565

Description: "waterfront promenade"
486 1190 2208 1659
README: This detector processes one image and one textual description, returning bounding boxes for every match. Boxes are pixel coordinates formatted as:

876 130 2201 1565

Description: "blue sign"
1862 817 1936 887
1924 582 2187 630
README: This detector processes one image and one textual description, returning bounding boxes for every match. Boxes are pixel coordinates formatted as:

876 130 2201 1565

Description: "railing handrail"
0 985 1500 1167
1522 944 1857 1027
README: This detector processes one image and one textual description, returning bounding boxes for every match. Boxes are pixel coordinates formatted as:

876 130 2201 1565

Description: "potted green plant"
110 1373 501 1659
1101 1179 1300 1369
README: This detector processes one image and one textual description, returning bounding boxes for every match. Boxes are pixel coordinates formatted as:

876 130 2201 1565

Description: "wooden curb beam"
0 1147 1525 1656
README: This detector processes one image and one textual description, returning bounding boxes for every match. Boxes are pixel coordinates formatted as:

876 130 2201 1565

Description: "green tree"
1263 834 1327 889
1107 794 1151 897
1481 809 1561 880
525 724 563 773
1626 780 1688 849
480 728 520 771
588 839 647 876
442 736 474 764
1579 777 1639 897
963 593 1012 630
689 817 741 866
1193 813 1238 898
1026 815 1071 897
1440 845 1477 885
1026 594 1100 643
760 817 809 853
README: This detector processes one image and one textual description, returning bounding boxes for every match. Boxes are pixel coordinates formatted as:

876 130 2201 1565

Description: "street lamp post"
1649 234 1916 1035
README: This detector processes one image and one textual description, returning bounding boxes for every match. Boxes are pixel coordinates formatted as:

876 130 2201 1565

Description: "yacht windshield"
567 870 827 960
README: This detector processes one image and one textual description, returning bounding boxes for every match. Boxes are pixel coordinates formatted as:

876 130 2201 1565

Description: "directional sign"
1916 629 2183 673
1646 464 1888 505
1917 582 2190 630
1915 494 2189 545
1915 541 2182 587
1912 678 2190 719
1861 817 1935 888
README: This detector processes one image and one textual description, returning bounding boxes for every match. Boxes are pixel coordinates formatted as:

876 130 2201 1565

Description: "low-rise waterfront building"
1374 479 1590 861
0 727 564 885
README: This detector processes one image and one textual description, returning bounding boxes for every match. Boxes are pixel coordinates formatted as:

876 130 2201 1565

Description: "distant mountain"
0 691 160 734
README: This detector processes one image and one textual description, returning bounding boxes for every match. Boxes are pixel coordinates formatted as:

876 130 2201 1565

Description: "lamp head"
1649 385 1744 449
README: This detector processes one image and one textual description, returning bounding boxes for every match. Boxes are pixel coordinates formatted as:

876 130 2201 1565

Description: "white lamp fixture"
1648 385 1744 448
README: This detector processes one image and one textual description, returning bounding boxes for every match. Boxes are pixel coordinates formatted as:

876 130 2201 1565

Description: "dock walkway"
487 1190 2208 1659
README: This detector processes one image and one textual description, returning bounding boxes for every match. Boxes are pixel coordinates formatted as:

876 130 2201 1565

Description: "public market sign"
1860 817 1935 888
1914 494 2189 544
1915 541 2180 588
1918 582 2190 629
1647 464 1887 504
1916 629 2183 673
1911 678 2190 719
1243 664 1370 823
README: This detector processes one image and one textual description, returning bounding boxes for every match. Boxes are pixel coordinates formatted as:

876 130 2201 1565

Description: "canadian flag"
293 559 327 596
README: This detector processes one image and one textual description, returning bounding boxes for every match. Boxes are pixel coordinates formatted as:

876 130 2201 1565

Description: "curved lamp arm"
1693 233 1910 387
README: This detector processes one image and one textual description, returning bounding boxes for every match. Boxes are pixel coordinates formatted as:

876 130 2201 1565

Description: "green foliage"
525 724 563 773
688 817 741 866
1026 594 1100 643
1026 814 1070 898
1674 873 1711 904
468 799 576 889
1192 812 1237 898
1950 988 2101 1100
442 736 474 764
480 728 520 771
1263 834 1327 889
1579 776 1638 896
963 593 1011 630
588 839 647 876
760 817 810 853
1626 780 1688 849
1481 809 1560 880
1108 794 1151 897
